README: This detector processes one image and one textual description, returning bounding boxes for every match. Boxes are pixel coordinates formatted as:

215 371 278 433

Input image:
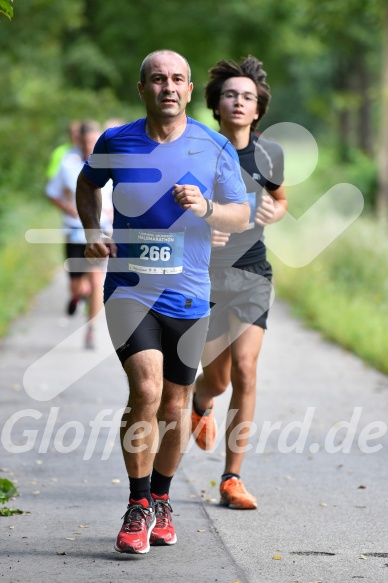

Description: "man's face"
138 52 193 120
216 76 259 130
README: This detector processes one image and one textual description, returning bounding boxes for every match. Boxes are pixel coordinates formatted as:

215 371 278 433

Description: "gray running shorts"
207 259 273 341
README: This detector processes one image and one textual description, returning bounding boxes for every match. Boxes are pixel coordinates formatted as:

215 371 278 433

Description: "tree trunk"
357 61 373 156
376 3 388 218
335 55 353 163
338 108 351 163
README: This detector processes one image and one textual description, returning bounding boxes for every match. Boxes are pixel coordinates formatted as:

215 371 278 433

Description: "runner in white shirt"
46 119 113 348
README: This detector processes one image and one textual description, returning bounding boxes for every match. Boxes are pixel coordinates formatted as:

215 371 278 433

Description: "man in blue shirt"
76 50 249 555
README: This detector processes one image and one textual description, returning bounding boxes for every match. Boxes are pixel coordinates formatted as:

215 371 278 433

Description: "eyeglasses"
220 90 258 102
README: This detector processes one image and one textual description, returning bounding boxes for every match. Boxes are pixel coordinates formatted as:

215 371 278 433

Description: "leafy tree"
0 0 385 215
0 0 129 215
296 0 381 159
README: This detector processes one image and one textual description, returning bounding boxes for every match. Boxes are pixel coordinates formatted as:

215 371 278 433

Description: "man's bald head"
139 50 191 85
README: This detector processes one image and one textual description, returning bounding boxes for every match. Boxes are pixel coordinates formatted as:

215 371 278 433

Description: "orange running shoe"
191 398 217 450
219 477 257 509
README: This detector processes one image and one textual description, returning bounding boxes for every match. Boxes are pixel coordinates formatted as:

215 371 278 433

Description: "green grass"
0 201 62 338
269 209 388 374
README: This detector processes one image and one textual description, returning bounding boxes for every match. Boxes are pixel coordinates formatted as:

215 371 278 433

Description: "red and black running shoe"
114 498 156 554
150 493 177 546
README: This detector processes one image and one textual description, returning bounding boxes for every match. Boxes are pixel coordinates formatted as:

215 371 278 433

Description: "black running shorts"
105 298 209 386
65 242 87 279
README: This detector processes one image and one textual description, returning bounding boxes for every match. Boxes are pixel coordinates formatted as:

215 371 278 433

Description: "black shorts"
207 259 273 341
65 242 87 279
65 242 107 279
105 298 209 385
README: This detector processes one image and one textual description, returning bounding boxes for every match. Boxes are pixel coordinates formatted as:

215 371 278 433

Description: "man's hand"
172 183 249 233
211 230 230 248
172 184 207 217
255 193 276 226
84 231 117 262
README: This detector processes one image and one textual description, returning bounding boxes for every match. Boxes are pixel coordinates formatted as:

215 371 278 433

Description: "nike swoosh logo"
188 150 205 155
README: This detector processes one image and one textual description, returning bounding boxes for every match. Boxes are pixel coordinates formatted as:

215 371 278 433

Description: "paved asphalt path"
0 270 387 583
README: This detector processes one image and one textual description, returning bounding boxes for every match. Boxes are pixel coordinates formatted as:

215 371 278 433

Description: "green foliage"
0 0 132 214
269 143 386 374
0 0 13 20
341 150 378 211
0 507 24 516
0 478 17 504
0 0 384 189
283 143 378 221
0 478 24 516
0 201 62 337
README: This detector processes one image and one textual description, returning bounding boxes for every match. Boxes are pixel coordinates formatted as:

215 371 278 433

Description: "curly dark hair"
205 55 270 131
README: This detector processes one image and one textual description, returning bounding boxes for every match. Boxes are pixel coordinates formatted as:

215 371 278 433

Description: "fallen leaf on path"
111 479 120 484
359 554 368 560
66 537 75 541
272 555 282 560
197 529 206 532
319 502 327 507
210 480 217 487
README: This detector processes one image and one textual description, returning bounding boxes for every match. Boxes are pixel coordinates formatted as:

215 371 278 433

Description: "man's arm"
76 171 117 259
47 195 78 218
205 201 250 233
210 184 288 248
45 165 78 217
172 184 249 233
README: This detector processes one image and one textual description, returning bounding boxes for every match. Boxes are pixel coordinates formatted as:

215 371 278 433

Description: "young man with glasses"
192 56 288 509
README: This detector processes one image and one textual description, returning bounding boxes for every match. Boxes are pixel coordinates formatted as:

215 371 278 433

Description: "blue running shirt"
82 117 247 318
